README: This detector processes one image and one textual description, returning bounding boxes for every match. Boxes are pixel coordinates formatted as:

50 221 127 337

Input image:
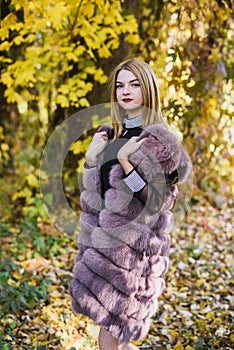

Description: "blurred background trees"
0 0 233 222
0 2 233 348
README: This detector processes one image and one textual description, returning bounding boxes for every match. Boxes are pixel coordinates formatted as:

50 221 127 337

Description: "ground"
0 187 233 350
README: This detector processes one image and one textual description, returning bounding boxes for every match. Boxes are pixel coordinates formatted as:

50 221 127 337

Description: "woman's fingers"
136 137 147 145
86 131 108 163
97 131 108 139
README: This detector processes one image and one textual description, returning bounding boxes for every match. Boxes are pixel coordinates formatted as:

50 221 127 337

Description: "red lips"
122 98 133 103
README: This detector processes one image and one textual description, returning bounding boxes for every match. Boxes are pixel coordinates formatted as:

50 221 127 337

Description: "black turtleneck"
100 125 142 198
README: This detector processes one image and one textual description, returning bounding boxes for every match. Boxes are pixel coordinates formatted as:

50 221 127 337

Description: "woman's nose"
123 84 130 94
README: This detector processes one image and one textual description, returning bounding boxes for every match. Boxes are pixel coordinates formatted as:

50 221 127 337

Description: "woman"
69 59 192 349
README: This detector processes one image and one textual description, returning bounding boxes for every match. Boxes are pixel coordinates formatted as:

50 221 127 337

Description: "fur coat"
69 123 192 344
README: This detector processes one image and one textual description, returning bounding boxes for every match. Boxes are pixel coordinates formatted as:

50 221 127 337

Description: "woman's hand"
117 137 146 175
86 131 108 166
117 136 145 160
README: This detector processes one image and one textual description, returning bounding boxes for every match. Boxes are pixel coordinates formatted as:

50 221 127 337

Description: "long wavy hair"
109 59 165 138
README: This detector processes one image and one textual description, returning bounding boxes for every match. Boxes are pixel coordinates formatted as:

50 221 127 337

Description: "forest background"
0 0 233 349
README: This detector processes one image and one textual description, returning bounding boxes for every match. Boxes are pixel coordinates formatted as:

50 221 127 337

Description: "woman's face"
115 69 144 118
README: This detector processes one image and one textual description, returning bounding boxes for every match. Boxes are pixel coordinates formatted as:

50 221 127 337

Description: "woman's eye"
131 83 140 88
116 85 123 89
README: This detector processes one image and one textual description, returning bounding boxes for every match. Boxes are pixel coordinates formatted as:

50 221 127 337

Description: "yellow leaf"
187 79 195 88
98 46 111 58
26 173 39 188
25 34 36 42
0 41 11 51
4 88 22 103
12 272 22 280
185 346 196 350
2 13 18 28
0 27 9 40
70 137 92 154
170 330 179 338
79 97 90 107
85 82 93 91
13 35 24 45
13 61 36 85
124 33 140 44
81 3 95 18
12 188 32 201
0 56 13 64
213 317 222 325
1 72 13 86
1 143 9 152
173 343 184 350
56 94 69 108
66 52 78 62
206 311 215 320
195 278 206 287
94 68 107 83
106 38 119 50
76 89 86 97
74 45 86 56
69 91 78 102
58 84 69 95
48 2 68 30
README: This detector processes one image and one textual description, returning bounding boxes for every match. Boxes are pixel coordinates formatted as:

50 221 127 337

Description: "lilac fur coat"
69 123 191 344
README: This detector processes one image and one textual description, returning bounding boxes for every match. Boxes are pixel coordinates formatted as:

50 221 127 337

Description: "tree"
135 0 234 204
0 0 140 217
0 0 139 139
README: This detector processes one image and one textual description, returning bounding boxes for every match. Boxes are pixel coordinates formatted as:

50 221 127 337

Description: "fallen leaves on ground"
0 195 233 349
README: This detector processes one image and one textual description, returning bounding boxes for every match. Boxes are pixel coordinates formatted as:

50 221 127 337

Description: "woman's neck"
124 114 142 128
126 107 143 119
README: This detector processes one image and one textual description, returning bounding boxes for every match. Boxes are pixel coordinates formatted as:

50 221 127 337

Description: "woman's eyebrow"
116 79 139 84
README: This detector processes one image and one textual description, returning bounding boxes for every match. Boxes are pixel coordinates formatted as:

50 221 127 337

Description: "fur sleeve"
131 124 192 184
82 167 101 192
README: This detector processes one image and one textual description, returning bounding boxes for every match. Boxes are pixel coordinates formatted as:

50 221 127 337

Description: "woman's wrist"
85 151 97 167
118 156 134 175
117 150 129 161
86 158 97 167
86 157 96 167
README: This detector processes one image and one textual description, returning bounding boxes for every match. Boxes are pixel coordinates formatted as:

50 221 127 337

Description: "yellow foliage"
206 311 215 320
124 33 140 44
0 27 9 40
4 88 22 103
170 330 180 338
1 72 13 86
98 46 111 58
56 95 69 108
173 343 184 350
0 0 138 108
26 174 39 188
0 0 139 110
81 2 95 19
12 187 32 201
13 35 25 45
2 12 18 29
0 41 11 51
47 2 69 30
79 97 90 107
70 136 92 155
1 143 9 152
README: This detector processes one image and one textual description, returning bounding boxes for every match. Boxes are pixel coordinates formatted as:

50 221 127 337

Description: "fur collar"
97 123 191 184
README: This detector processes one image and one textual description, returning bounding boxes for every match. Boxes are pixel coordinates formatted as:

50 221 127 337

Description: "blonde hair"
109 59 165 138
